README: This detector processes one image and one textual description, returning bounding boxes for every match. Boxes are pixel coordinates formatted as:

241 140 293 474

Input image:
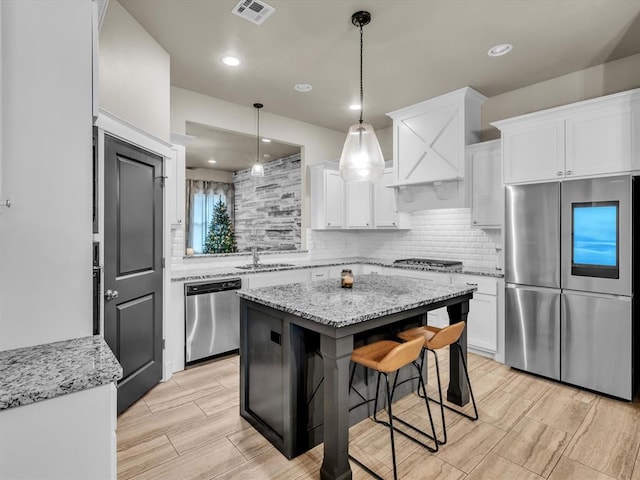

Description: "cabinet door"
565 107 632 177
324 170 344 228
469 142 502 228
503 120 564 184
346 181 372 228
374 169 398 227
466 294 497 354
309 267 329 281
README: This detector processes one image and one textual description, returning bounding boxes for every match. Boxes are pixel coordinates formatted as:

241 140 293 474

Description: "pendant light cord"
256 106 260 164
359 21 364 125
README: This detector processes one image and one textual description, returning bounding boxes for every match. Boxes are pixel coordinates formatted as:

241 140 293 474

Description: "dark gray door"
104 134 163 414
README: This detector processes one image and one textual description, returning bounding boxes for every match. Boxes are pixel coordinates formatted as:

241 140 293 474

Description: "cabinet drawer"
452 274 496 295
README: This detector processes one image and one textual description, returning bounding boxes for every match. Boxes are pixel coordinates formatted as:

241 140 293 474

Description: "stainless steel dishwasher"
185 278 242 364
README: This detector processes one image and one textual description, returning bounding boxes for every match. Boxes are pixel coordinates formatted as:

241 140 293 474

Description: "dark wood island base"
238 275 475 480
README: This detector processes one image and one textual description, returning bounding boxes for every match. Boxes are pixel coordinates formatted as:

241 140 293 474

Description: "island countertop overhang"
237 274 476 329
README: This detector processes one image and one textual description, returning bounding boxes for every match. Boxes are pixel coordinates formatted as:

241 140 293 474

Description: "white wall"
0 1 93 350
99 0 170 142
171 86 346 250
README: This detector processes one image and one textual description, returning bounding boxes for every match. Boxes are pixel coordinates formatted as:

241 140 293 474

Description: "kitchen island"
238 274 475 480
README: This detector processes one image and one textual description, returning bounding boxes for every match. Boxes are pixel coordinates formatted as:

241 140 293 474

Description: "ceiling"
185 121 300 172
119 0 640 167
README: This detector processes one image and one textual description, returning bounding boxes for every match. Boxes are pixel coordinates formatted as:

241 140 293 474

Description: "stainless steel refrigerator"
505 175 636 400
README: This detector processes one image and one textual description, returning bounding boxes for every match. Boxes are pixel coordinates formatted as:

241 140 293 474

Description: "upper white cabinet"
346 181 372 228
502 120 565 184
494 88 640 184
309 164 410 230
374 169 410 228
468 140 502 228
310 165 344 229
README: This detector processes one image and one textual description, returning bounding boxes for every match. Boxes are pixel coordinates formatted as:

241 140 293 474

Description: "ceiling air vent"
231 0 275 25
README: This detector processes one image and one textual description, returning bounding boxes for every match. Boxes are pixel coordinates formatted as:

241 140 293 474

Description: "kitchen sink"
235 263 295 270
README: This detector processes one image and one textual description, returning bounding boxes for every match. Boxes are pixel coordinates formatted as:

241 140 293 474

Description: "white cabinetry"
309 267 330 281
310 165 344 228
451 274 498 356
374 168 410 228
310 164 409 230
346 181 372 228
468 140 502 228
495 88 640 184
0 384 117 480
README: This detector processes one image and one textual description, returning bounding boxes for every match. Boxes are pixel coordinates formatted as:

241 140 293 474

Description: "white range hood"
386 86 486 210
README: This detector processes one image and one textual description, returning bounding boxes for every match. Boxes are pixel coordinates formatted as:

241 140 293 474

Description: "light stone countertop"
237 274 477 328
171 257 503 282
0 335 123 411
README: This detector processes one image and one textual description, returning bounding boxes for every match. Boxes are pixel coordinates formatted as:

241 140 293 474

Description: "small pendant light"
251 103 265 177
339 11 384 183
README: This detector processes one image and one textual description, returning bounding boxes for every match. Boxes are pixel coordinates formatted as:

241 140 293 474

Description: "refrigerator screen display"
571 201 619 279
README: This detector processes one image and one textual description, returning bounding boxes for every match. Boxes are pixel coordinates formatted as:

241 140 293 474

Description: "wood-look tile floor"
117 352 640 480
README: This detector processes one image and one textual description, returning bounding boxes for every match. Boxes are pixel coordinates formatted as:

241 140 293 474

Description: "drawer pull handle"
466 282 478 286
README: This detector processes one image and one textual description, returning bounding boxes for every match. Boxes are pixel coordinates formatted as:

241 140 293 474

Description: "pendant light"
339 11 385 183
251 103 265 177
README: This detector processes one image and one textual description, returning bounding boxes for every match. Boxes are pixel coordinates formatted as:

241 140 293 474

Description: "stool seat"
351 337 423 373
397 322 465 350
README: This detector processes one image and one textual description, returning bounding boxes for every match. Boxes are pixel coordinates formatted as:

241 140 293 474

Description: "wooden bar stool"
397 321 478 446
348 335 438 480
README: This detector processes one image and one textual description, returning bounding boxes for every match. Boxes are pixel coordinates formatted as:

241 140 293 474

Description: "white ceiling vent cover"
231 0 275 25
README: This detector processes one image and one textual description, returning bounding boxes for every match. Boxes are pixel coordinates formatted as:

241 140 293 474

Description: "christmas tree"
203 198 237 254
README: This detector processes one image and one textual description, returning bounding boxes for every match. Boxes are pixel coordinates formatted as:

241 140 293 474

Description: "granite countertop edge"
0 335 123 411
171 258 504 282
237 276 477 328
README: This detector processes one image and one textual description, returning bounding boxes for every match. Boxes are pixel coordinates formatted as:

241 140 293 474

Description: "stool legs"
423 342 478 446
348 362 439 480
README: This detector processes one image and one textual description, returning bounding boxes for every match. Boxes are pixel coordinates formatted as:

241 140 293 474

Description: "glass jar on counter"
341 269 353 288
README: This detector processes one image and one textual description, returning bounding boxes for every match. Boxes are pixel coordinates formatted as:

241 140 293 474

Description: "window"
185 180 234 254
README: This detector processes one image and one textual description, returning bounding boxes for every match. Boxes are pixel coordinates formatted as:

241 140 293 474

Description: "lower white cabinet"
0 383 117 480
452 274 498 355
309 267 330 281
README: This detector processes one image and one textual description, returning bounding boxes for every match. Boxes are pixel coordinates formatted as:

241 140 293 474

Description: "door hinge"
162 339 165 350
162 257 166 268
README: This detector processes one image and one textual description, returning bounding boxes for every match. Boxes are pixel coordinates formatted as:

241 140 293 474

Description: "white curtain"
185 180 235 254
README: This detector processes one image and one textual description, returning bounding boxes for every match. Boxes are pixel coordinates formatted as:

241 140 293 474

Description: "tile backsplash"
308 208 501 270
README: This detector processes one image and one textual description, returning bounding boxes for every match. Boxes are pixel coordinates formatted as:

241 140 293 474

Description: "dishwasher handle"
186 278 242 296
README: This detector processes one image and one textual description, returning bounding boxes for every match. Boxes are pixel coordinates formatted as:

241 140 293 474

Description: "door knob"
105 289 119 300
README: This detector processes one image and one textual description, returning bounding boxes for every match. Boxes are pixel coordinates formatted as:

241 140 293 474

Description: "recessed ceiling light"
294 83 312 92
263 154 271 158
221 56 241 66
261 138 271 143
487 43 513 57
349 104 362 111
208 159 217 164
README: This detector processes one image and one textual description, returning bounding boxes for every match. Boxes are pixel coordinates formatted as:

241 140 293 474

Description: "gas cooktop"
393 258 463 271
